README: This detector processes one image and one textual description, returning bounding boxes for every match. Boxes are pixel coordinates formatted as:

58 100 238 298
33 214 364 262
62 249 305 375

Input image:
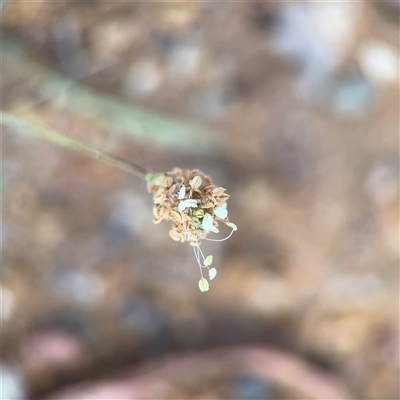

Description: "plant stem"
1 112 149 180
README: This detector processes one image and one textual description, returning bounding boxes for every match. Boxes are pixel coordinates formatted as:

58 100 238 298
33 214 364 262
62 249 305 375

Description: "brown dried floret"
212 187 226 196
189 175 202 190
169 229 186 242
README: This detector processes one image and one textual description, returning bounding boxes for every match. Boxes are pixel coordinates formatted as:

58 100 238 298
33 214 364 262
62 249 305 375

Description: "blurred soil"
2 2 399 399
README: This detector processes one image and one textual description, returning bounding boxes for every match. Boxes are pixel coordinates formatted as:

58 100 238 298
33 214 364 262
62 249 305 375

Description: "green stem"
1 112 149 180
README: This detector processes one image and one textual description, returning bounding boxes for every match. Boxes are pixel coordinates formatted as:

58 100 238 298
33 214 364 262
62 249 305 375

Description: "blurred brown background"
2 1 399 399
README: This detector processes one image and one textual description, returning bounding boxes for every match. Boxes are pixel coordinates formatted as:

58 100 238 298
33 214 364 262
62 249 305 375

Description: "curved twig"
1 112 149 180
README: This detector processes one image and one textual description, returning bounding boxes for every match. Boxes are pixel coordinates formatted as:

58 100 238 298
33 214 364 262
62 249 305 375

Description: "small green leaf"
198 277 209 292
204 255 213 266
209 268 217 280
226 222 237 231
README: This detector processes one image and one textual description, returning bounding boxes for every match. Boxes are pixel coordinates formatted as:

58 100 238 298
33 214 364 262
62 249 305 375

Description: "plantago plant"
2 112 237 292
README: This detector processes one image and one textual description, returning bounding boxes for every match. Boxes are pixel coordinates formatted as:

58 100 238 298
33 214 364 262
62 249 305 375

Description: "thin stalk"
1 112 149 180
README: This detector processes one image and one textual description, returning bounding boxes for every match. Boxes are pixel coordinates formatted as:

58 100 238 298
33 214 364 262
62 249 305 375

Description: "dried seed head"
147 168 237 292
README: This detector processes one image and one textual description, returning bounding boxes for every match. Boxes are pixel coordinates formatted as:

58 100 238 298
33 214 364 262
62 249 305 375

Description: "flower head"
147 167 237 291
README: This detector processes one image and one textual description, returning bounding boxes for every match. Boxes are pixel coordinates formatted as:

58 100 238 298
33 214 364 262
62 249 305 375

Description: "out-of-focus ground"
1 2 399 399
